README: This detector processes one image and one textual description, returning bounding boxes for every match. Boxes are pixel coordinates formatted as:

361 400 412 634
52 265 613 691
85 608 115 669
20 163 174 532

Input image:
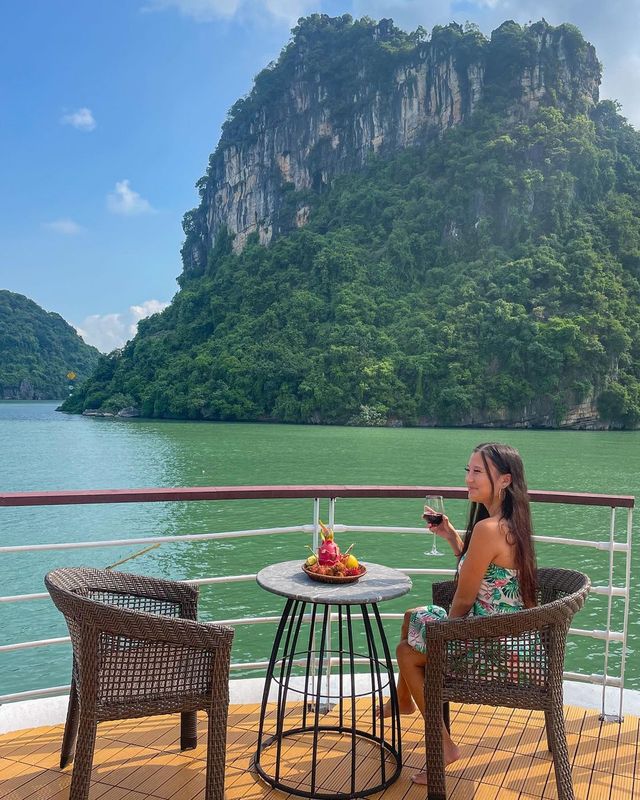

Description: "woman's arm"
448 519 499 618
443 527 464 557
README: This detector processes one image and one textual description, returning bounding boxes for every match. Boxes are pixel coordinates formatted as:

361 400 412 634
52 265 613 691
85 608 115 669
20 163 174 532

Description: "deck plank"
0 701 637 800
609 771 634 800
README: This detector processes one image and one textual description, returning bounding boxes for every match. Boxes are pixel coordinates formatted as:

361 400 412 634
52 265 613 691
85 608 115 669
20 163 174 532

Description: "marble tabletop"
256 560 412 605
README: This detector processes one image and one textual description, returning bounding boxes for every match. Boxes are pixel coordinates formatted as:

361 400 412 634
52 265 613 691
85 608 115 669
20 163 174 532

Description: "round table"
253 560 412 799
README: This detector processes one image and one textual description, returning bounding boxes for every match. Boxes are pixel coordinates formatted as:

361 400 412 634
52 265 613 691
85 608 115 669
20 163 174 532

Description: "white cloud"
466 0 501 8
144 0 314 23
43 218 84 235
143 0 241 20
107 179 155 215
263 0 315 22
75 299 170 352
600 52 640 129
60 107 96 131
130 299 170 322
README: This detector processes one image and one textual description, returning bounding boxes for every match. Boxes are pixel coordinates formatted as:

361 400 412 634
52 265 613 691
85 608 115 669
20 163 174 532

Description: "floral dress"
407 558 523 654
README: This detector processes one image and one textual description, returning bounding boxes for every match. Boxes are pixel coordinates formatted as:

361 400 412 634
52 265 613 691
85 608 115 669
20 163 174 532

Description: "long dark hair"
459 442 537 607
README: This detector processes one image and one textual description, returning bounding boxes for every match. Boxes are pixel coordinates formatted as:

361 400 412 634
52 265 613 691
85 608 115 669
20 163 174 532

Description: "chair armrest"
423 599 574 643
112 609 235 652
427 569 590 642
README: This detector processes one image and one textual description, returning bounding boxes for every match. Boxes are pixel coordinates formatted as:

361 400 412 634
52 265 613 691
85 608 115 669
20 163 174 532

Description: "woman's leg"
396 639 461 781
399 609 412 640
379 611 418 718
379 666 415 717
393 670 416 716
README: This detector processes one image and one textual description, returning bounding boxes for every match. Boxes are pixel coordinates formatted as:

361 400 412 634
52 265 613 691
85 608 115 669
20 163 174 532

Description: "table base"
254 599 402 799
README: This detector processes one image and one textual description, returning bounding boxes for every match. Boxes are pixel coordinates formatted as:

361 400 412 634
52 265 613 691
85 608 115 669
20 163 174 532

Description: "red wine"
424 513 443 525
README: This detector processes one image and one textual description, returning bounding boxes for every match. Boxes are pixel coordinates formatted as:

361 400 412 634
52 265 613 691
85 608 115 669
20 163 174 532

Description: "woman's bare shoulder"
468 517 504 551
472 517 516 567
471 517 502 538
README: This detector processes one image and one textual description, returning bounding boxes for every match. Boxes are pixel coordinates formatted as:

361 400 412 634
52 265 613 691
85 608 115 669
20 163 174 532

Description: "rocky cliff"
181 17 600 272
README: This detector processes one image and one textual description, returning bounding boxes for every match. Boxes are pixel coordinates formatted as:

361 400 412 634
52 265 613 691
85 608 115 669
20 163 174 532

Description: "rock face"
181 17 600 273
117 406 140 418
1 379 44 400
448 398 607 431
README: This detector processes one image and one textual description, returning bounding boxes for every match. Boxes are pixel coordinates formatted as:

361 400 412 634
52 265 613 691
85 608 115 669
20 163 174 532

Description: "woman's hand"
423 506 454 537
423 506 462 555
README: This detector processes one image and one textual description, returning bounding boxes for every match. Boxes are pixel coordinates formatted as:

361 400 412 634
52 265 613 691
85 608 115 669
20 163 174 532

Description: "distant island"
63 16 640 429
0 290 99 400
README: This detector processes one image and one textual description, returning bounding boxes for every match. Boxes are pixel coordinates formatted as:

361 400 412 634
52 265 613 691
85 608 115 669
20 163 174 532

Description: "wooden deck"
0 701 638 800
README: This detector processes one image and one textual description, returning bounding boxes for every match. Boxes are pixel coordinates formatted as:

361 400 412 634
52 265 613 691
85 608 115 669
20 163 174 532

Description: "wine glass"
423 495 445 556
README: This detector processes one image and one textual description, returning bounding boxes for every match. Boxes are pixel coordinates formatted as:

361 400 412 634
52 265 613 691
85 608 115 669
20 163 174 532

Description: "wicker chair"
45 567 235 800
423 567 591 800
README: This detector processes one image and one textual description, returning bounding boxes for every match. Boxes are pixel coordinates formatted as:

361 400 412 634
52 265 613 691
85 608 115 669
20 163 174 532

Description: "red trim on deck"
0 485 634 507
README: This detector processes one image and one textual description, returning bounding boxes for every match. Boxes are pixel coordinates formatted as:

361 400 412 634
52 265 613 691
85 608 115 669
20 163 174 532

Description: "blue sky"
2 1 639 352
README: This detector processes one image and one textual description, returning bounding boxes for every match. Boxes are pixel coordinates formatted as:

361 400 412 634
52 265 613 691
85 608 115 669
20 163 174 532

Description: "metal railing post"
600 507 616 719
309 498 321 703
617 506 633 722
321 497 337 712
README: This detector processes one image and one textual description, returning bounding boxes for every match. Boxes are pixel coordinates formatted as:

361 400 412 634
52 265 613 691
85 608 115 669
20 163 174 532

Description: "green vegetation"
0 291 100 400
63 18 640 428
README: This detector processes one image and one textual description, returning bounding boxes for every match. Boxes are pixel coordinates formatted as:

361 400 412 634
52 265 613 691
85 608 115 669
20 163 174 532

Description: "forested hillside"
0 291 99 400
62 18 640 428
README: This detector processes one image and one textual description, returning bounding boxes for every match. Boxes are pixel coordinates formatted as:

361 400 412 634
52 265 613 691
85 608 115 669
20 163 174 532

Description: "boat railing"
0 485 634 721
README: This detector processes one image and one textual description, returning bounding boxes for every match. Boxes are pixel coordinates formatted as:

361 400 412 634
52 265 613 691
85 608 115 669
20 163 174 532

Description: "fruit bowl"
302 563 367 584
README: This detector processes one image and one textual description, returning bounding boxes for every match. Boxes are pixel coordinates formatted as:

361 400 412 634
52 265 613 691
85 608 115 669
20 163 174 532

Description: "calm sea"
1 402 637 697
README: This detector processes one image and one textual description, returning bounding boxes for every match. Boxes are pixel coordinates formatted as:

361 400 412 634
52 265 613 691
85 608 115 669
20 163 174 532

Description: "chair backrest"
432 567 590 613
45 566 199 619
535 566 590 608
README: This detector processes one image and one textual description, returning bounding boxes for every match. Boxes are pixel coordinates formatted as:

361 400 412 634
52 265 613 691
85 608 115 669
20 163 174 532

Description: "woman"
381 442 537 784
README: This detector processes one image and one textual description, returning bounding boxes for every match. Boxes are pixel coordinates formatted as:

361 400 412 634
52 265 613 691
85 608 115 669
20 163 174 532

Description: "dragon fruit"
317 520 341 565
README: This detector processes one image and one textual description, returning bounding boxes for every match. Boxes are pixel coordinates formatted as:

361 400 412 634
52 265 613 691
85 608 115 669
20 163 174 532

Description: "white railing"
0 486 633 720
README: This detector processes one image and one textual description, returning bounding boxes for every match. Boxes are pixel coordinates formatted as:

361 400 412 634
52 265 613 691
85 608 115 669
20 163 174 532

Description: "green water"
1 402 637 697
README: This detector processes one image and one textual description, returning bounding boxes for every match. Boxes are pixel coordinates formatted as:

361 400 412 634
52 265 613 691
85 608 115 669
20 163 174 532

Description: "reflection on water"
0 402 637 697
